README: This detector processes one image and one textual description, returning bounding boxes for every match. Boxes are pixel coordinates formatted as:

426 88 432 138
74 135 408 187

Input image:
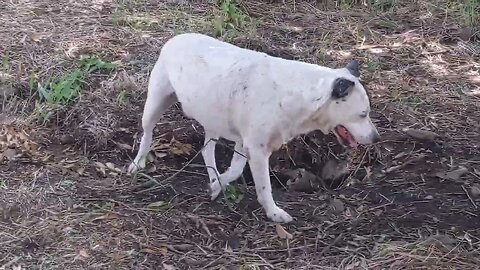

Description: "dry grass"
1 0 480 269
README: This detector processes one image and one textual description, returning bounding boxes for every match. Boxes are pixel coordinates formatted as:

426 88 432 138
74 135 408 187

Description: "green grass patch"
36 55 116 106
30 55 116 123
213 0 250 37
446 0 479 26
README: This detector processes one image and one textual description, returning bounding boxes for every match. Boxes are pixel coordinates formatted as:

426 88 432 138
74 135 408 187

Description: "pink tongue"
346 136 358 148
338 127 358 148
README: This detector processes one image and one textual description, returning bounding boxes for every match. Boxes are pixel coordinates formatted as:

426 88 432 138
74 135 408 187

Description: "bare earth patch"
1 0 479 269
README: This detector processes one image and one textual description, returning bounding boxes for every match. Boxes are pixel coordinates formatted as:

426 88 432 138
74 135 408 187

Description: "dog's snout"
371 132 380 143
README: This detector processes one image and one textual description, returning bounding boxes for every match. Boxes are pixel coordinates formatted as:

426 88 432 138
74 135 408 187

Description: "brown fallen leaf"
94 161 107 176
27 32 43 42
79 249 90 259
435 167 469 182
141 248 157 254
275 224 293 240
169 138 193 156
153 137 193 156
156 247 166 257
403 128 440 142
115 141 133 151
76 167 87 176
91 213 118 222
154 151 168 159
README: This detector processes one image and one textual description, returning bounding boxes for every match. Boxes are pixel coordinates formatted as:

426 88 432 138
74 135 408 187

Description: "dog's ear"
332 78 355 99
346 60 360 77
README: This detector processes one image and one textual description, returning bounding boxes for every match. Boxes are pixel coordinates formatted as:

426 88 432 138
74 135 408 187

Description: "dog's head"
320 60 380 148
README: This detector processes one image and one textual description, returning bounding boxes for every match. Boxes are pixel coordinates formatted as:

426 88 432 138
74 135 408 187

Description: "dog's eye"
360 112 368 118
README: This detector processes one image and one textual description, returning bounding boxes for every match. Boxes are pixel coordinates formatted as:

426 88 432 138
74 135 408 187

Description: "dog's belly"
178 95 243 141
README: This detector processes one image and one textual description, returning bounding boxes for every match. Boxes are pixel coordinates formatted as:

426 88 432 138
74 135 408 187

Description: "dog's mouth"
333 125 358 149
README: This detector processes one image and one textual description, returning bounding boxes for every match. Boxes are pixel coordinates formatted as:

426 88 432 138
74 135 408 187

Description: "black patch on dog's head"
346 60 360 77
332 78 355 99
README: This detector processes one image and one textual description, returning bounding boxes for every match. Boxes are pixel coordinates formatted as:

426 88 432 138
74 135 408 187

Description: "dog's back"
156 33 340 142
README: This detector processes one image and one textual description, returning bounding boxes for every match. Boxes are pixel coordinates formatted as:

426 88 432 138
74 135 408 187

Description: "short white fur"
128 33 379 223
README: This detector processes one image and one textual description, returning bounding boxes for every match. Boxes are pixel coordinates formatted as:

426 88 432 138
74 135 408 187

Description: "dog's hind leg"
128 62 177 174
202 131 221 189
210 141 247 200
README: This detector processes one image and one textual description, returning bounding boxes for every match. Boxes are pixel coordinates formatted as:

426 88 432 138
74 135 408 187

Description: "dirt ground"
1 0 480 269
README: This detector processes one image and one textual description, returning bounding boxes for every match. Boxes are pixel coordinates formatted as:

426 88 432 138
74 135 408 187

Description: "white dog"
128 33 380 223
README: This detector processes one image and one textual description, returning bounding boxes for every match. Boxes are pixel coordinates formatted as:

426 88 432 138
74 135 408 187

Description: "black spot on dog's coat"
332 78 354 99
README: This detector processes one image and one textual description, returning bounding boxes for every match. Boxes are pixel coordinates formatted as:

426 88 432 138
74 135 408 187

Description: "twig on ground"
318 233 344 257
461 185 477 209
134 138 213 194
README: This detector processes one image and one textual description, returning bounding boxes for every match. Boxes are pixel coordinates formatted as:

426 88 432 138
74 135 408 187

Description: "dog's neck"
276 92 331 146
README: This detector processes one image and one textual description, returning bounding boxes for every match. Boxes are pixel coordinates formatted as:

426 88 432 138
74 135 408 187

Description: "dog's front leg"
248 148 293 223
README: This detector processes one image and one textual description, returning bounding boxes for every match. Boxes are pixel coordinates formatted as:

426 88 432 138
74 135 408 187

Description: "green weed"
315 49 326 64
116 90 128 105
38 70 84 105
462 0 479 26
112 11 159 30
375 18 398 30
57 179 77 191
34 102 55 124
224 185 244 203
391 91 428 110
146 201 171 212
28 71 37 95
446 0 479 26
79 55 117 73
36 56 116 106
369 0 397 11
366 61 380 73
213 0 249 37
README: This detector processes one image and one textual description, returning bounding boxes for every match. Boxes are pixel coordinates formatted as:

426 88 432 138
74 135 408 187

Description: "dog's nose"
371 132 380 143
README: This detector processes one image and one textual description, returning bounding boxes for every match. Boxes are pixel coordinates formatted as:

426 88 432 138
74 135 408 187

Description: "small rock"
425 195 434 200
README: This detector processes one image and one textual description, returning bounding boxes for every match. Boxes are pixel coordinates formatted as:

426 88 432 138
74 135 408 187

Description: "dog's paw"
210 181 223 201
127 163 139 174
266 207 293 223
128 160 145 174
